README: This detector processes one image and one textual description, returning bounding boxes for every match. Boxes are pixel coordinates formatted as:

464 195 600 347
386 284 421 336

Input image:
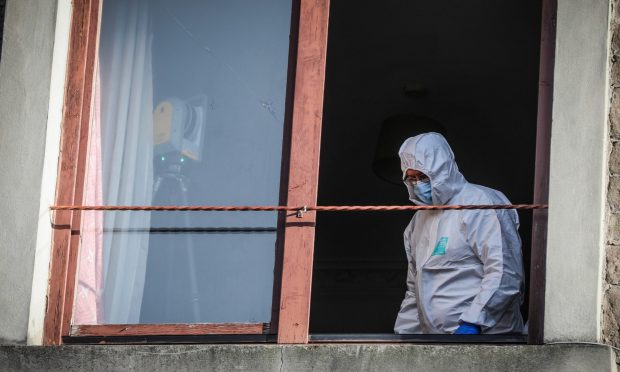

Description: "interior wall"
312 1 543 333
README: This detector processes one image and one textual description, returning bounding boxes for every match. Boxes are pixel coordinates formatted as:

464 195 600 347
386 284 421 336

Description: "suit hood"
398 132 467 205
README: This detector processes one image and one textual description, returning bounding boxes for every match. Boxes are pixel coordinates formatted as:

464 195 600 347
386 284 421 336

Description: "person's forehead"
405 169 425 176
403 168 428 181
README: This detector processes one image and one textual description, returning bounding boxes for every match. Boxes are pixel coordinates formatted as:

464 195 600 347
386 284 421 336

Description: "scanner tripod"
152 156 201 322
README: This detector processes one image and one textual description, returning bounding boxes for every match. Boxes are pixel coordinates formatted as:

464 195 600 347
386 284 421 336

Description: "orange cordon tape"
50 204 548 212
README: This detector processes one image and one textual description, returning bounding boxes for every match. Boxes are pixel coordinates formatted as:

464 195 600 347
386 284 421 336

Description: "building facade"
0 0 619 370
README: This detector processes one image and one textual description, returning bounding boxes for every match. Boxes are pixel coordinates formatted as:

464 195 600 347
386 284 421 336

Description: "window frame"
271 0 555 345
526 0 555 346
44 0 552 345
43 0 329 345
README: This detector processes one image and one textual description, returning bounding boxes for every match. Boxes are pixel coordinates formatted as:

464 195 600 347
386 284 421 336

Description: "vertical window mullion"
277 0 331 344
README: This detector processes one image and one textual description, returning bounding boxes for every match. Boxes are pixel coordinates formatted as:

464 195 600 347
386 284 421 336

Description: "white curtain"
99 0 154 324
75 0 154 325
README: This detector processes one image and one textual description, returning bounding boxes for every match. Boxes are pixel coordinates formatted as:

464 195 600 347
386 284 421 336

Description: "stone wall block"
608 213 620 245
603 286 620 346
613 27 620 56
613 0 620 54
607 246 620 285
612 58 620 88
611 141 620 175
609 177 620 211
611 90 620 138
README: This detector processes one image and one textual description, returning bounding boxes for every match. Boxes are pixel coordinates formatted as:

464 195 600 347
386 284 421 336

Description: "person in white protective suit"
394 132 525 335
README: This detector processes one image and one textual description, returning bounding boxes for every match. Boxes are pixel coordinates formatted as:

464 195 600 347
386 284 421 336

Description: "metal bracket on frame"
296 205 308 218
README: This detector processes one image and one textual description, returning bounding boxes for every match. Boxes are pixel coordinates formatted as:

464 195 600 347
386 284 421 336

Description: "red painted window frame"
44 0 552 345
43 0 330 345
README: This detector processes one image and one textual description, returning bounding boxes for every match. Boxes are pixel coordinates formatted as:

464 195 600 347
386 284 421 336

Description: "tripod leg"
177 176 202 322
151 175 175 321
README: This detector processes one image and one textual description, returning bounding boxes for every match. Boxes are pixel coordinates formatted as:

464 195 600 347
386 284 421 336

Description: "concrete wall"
27 0 70 345
545 0 611 342
604 0 620 350
0 0 58 344
0 344 617 372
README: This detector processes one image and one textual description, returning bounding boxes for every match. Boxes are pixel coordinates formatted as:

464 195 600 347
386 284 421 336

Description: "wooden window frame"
44 0 552 345
526 0 555 346
43 0 330 345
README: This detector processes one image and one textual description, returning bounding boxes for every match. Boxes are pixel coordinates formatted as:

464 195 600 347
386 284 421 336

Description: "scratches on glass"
260 100 278 120
155 1 280 122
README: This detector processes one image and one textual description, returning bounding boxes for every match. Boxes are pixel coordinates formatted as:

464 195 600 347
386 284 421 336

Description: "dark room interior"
311 0 543 333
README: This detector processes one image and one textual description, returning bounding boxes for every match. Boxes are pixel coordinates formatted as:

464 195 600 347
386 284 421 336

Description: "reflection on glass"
74 0 292 325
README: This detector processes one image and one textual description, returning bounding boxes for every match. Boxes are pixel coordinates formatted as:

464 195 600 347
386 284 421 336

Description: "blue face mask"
414 181 433 205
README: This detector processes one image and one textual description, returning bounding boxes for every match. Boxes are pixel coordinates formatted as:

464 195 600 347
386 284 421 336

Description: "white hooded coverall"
394 133 524 334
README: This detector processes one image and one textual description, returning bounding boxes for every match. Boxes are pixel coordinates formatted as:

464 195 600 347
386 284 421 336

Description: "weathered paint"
277 0 330 344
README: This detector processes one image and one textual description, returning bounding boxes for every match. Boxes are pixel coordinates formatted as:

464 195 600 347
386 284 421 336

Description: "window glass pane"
74 0 292 325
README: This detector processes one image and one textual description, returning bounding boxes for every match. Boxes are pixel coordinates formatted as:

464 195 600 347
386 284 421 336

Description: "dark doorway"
311 1 543 333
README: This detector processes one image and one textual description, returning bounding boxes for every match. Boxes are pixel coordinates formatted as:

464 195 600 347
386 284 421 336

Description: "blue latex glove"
454 322 481 335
